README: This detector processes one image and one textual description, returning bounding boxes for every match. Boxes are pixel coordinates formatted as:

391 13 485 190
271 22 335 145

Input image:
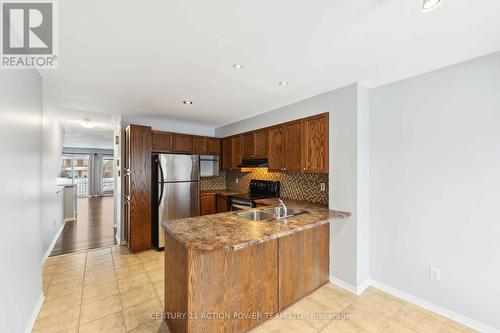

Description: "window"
102 156 114 195
57 154 90 197
58 153 115 197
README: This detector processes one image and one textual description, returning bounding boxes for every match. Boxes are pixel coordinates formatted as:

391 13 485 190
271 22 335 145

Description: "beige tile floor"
35 246 475 333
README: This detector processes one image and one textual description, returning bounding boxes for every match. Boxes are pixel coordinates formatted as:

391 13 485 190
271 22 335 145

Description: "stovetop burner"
230 193 276 201
229 179 280 203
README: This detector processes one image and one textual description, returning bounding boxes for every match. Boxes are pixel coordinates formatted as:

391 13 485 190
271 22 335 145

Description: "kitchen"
6 1 499 333
123 111 349 332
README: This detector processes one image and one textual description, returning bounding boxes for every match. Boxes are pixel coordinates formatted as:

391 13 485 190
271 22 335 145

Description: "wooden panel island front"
162 198 350 333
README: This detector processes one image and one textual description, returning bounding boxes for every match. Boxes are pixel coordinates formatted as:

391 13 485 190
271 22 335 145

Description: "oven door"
230 198 254 211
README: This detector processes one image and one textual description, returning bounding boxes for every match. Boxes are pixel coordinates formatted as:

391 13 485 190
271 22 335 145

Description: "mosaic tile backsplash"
201 168 329 205
200 172 227 191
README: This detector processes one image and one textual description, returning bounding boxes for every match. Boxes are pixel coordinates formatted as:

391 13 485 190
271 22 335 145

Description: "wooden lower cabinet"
200 194 216 216
164 223 330 333
165 234 278 333
216 194 229 213
278 223 330 310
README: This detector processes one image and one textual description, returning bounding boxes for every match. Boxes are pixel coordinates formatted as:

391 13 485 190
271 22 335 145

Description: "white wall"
216 83 370 288
41 109 65 258
0 70 44 333
370 52 500 330
113 116 122 243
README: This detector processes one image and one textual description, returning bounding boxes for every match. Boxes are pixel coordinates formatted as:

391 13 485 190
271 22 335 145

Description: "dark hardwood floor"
50 196 117 257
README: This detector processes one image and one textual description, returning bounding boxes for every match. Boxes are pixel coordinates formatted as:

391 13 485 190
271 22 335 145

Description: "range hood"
238 158 268 168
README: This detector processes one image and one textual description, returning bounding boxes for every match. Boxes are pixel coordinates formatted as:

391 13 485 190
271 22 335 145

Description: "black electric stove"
229 179 280 210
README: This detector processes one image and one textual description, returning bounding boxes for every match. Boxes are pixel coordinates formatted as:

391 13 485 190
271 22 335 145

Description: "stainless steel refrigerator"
152 154 200 250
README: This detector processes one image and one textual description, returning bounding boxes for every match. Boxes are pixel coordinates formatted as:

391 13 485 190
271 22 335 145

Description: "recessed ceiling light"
278 81 289 86
81 119 95 129
183 100 193 105
232 64 244 69
422 0 441 12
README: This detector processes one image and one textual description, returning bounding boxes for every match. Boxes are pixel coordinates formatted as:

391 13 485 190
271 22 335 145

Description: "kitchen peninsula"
162 198 350 333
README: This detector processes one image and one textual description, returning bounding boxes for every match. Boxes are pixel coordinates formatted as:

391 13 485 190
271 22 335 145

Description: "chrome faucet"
277 199 288 219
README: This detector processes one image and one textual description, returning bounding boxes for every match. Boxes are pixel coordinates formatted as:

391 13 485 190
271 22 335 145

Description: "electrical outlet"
235 178 239 184
320 183 326 192
429 266 441 281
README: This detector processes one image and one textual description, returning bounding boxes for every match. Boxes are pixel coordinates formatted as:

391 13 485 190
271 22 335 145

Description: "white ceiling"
53 108 116 150
41 0 500 128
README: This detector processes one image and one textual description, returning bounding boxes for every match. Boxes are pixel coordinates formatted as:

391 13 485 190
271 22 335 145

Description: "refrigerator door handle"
159 162 165 204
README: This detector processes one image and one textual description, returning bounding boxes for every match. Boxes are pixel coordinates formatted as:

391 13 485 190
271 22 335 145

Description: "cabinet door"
232 135 243 169
206 138 220 155
284 121 303 172
152 131 172 152
303 114 328 173
193 136 206 155
124 127 131 170
127 125 152 252
222 138 232 171
242 133 255 159
254 129 268 158
124 199 130 246
268 126 284 171
279 224 329 310
216 194 228 213
200 194 216 215
172 134 193 153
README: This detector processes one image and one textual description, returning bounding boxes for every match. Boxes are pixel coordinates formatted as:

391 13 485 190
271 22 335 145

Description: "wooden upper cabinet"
242 133 255 159
172 133 193 153
152 131 172 152
232 135 243 169
222 137 232 171
192 136 206 155
254 129 268 158
193 136 220 155
268 126 284 171
220 112 328 173
303 113 329 173
206 138 220 155
284 120 303 172
242 129 268 159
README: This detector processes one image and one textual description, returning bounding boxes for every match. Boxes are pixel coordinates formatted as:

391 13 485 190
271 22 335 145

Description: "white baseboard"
370 280 500 333
42 222 65 263
330 276 370 296
25 292 44 333
356 279 371 294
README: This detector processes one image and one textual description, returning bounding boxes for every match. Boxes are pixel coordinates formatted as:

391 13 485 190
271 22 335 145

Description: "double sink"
235 206 308 222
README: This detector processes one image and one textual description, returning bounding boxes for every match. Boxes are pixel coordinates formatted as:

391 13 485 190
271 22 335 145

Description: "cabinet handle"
303 167 306 171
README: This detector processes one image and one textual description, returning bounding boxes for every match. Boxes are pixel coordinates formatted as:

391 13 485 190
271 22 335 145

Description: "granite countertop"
200 189 243 196
162 198 350 251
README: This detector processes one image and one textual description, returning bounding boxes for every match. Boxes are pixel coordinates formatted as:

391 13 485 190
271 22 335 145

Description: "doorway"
51 148 117 256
